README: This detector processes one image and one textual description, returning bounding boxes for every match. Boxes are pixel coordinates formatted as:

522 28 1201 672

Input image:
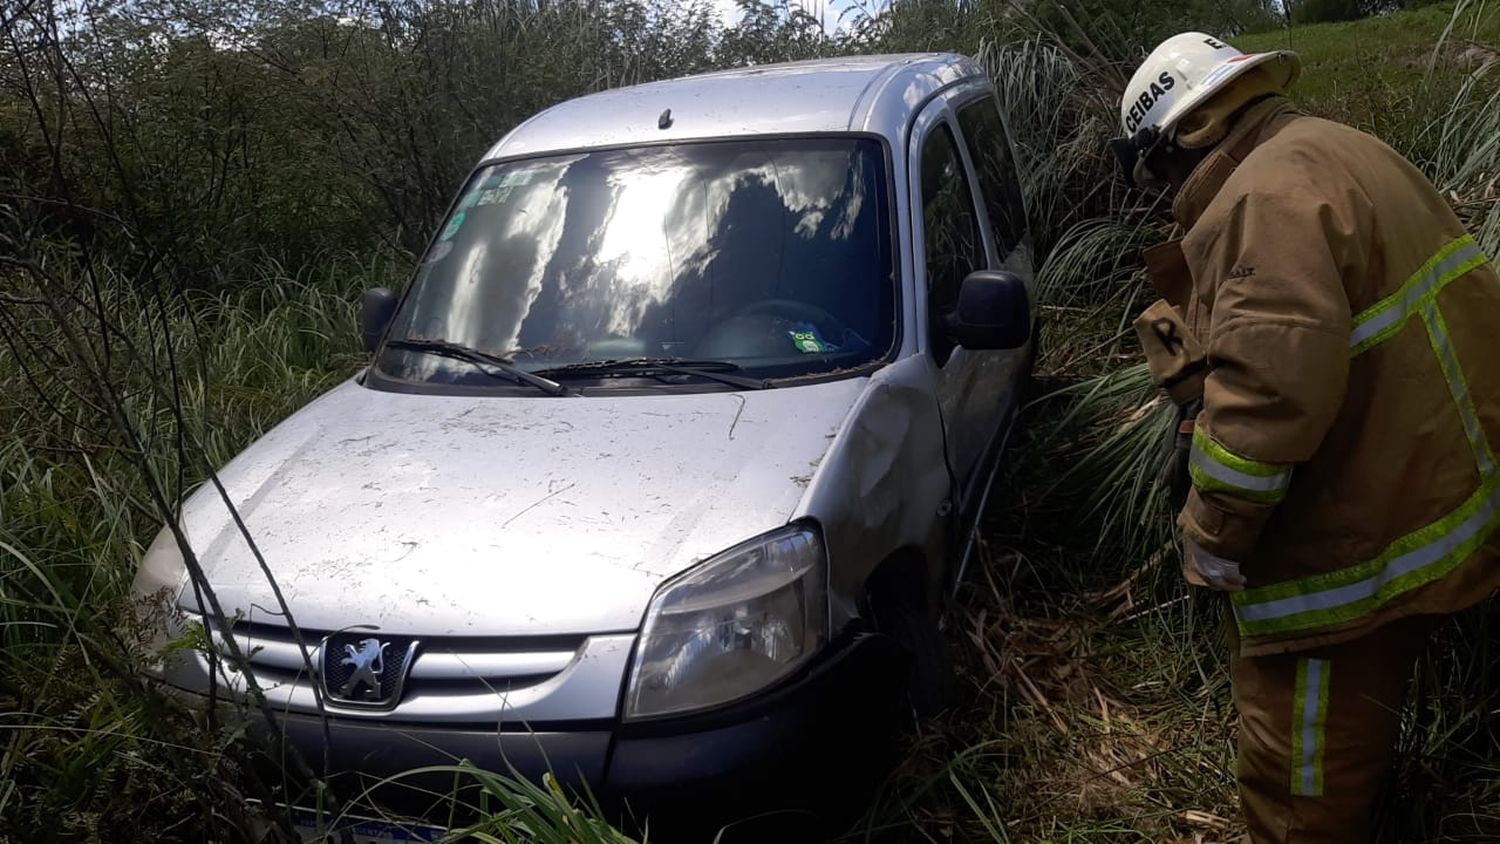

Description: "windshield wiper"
533 358 768 390
384 338 569 396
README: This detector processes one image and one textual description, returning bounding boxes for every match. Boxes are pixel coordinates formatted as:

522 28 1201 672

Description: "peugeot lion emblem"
339 637 386 698
321 632 419 709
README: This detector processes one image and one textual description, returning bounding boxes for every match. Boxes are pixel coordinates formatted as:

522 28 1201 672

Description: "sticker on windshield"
788 323 829 354
496 170 535 188
476 187 512 206
439 211 466 242
457 189 482 211
425 240 454 262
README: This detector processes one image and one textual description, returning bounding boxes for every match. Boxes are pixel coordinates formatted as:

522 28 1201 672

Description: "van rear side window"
956 97 1028 258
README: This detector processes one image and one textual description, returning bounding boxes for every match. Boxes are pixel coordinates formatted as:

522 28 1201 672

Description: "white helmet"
1111 33 1300 189
1119 32 1300 142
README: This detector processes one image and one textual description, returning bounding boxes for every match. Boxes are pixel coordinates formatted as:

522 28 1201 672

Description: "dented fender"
795 356 950 630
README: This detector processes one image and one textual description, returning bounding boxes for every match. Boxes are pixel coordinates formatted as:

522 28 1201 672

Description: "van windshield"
374 137 896 390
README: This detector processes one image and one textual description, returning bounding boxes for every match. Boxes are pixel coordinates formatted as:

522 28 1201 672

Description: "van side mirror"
944 270 1031 350
361 287 397 353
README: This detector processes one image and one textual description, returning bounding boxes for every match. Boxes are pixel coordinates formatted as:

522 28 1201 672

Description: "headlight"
133 527 188 600
624 525 828 720
128 527 191 677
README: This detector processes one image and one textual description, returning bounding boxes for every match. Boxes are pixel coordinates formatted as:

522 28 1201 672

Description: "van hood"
177 377 867 637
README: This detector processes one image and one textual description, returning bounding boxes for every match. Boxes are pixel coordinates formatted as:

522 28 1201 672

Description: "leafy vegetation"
1 0 1497 841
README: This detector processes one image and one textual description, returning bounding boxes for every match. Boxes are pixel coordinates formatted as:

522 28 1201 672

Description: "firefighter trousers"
1227 612 1440 843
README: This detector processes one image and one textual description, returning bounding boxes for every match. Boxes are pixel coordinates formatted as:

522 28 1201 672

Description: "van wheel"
869 584 954 718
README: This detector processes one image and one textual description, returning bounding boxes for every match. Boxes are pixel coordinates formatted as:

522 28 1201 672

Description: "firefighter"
1113 32 1500 842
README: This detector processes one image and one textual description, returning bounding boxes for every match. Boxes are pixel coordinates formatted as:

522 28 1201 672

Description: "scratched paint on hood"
177 376 869 637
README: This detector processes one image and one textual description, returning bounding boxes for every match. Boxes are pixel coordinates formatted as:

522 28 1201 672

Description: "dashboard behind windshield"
374 136 896 390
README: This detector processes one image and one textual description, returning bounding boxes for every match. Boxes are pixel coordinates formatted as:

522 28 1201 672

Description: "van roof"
484 53 986 160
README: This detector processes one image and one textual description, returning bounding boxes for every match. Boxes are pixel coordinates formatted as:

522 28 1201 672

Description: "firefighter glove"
1184 536 1246 591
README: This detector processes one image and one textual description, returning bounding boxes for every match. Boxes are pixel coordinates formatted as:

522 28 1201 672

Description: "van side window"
919 122 984 363
956 97 1027 257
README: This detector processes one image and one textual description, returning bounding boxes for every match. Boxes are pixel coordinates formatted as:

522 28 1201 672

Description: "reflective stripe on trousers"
1233 236 1495 637
1291 657 1330 797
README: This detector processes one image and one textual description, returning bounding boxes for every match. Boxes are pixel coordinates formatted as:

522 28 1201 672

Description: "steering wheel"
696 298 867 359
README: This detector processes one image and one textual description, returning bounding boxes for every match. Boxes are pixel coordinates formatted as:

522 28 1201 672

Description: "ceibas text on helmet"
1125 73 1177 135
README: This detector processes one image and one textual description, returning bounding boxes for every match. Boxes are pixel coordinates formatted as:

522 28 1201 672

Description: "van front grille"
218 620 586 702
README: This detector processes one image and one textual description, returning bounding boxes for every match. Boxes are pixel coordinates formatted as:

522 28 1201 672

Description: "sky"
711 0 864 34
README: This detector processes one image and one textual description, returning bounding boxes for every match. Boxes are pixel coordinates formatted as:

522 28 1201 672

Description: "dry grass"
852 495 1243 842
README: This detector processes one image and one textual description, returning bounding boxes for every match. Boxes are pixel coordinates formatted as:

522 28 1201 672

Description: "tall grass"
977 38 1122 262
1419 72 1500 253
0 249 352 838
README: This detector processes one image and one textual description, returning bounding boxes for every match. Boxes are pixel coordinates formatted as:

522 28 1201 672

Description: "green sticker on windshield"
440 211 466 242
789 329 825 354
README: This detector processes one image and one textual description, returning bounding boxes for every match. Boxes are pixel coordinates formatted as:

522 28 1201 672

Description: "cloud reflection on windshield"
383 138 890 383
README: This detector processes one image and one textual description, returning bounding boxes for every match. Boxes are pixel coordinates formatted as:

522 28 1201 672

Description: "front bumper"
273 716 612 798
251 631 906 833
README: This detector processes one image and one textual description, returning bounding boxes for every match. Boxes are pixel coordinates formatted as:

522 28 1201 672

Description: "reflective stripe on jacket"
1149 97 1500 656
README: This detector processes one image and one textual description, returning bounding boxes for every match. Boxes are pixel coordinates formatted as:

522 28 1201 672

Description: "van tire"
869 583 954 719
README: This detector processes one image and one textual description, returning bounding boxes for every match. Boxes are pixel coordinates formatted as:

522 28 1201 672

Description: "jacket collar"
1171 97 1300 228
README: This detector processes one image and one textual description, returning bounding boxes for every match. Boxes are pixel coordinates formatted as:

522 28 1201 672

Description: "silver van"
133 52 1034 834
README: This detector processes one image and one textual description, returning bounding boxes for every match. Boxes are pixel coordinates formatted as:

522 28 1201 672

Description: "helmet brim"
1155 50 1301 139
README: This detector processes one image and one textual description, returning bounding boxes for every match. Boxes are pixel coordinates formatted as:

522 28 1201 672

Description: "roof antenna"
658 108 673 130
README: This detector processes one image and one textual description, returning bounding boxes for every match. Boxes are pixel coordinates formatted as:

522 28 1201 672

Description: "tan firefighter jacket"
1144 96 1500 656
